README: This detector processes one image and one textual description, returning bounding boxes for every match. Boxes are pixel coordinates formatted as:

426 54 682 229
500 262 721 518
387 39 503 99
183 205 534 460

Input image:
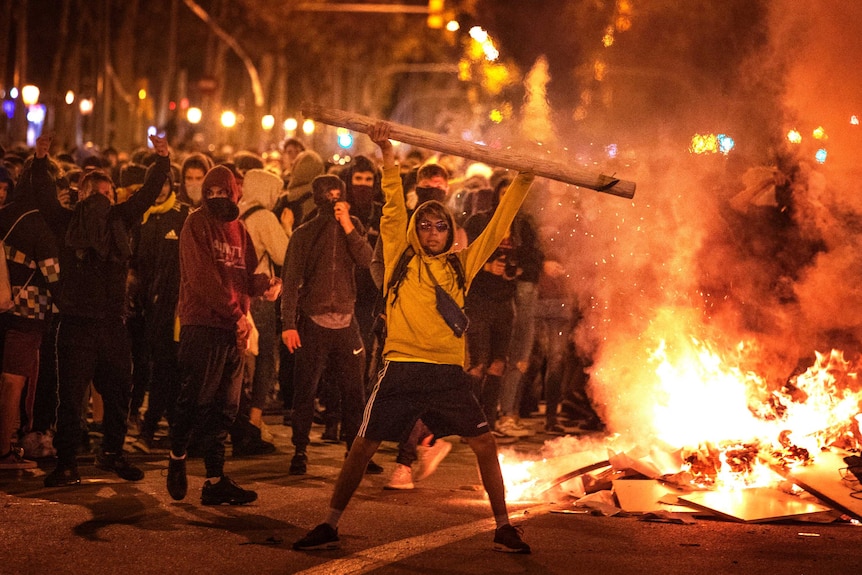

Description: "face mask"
205 197 240 222
186 182 202 204
415 186 446 204
349 184 374 215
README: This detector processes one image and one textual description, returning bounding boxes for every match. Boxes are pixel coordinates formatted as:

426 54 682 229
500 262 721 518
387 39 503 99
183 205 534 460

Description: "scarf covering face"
201 165 241 222
65 193 131 262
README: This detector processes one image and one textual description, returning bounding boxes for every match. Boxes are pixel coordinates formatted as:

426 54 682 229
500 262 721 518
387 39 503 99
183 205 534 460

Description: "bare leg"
465 431 509 520
0 373 27 453
330 435 382 512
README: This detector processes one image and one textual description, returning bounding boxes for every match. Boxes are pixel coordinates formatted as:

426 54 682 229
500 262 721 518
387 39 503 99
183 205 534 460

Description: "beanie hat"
286 150 324 201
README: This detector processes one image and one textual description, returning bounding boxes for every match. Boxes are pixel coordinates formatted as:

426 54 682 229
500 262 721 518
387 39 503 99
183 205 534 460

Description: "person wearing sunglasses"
293 122 536 554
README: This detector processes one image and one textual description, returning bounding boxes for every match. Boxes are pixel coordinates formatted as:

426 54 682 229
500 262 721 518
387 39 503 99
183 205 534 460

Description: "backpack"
0 209 38 312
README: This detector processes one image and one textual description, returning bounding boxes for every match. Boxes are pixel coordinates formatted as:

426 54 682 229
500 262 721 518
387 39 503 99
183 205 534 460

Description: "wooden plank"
678 488 832 523
782 449 862 522
301 103 636 199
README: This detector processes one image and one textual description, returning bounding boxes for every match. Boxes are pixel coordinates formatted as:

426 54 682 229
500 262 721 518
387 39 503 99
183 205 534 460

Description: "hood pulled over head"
202 165 241 222
408 199 456 256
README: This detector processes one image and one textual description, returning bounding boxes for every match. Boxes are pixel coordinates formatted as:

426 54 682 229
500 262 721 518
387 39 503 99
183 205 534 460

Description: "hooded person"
177 153 213 208
280 173 380 477
231 168 289 454
277 150 324 226
166 164 282 506
292 122 535 554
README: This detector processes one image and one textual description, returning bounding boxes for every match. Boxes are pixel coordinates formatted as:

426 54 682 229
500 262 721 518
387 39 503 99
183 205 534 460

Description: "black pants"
291 316 365 452
169 325 243 479
53 316 132 465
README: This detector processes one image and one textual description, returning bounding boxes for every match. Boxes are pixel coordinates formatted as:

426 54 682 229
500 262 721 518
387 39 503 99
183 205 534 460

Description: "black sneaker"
95 451 144 481
493 524 531 554
200 476 257 505
289 452 308 475
166 455 188 501
293 523 340 551
321 422 340 443
44 463 81 487
365 459 384 475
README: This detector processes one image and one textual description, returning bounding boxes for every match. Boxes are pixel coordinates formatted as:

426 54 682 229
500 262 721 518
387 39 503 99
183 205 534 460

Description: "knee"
466 432 496 456
467 366 485 379
487 360 506 377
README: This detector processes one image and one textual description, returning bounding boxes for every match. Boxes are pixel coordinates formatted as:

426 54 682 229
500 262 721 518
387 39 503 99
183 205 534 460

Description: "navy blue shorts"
358 361 490 442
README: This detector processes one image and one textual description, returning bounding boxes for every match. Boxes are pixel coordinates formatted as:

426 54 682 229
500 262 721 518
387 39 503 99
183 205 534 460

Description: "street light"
261 114 275 131
221 110 237 128
187 107 202 124
302 119 315 135
21 85 40 106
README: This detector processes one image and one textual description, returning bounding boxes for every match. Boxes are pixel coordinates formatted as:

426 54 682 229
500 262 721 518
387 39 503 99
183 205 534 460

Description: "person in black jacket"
44 135 171 487
129 167 190 452
280 174 374 476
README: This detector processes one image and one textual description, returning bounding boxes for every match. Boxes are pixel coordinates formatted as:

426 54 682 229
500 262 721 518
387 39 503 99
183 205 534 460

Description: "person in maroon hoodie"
166 165 282 506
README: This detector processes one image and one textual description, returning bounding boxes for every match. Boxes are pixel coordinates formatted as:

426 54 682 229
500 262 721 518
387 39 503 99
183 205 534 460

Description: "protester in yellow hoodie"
293 122 535 554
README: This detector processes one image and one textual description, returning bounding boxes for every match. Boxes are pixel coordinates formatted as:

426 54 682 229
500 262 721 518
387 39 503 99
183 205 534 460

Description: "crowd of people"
0 126 603 553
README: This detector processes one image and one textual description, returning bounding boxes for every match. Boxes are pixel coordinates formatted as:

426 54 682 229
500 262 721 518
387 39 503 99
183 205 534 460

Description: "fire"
499 332 862 499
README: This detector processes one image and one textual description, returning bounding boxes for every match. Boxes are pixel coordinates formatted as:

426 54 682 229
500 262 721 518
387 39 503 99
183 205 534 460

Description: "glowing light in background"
606 143 618 158
787 129 802 144
812 126 827 140
284 117 298 132
469 26 499 62
851 115 859 125
489 108 503 123
137 88 147 100
717 134 735 155
690 133 718 154
220 110 237 128
302 119 315 135
602 26 615 47
79 98 94 115
186 107 202 124
336 127 354 148
261 114 275 131
815 148 827 164
65 91 75 105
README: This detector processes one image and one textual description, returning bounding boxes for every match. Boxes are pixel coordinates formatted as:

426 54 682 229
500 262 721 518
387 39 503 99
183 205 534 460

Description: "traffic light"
427 0 444 29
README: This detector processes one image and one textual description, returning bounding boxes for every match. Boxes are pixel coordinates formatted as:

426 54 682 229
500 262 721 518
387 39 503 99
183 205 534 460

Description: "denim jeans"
498 281 538 415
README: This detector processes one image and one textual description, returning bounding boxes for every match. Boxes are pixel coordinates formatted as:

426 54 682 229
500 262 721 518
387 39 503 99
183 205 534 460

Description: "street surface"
2 416 861 575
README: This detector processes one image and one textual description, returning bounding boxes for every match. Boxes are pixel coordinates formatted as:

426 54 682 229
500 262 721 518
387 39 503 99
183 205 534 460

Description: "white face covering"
186 182 202 204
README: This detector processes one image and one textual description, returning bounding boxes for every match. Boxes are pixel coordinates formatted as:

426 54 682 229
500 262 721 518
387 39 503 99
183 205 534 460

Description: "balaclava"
202 165 240 222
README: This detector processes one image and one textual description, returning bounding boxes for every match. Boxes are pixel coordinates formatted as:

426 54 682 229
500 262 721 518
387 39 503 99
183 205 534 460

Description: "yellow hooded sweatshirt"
380 165 535 367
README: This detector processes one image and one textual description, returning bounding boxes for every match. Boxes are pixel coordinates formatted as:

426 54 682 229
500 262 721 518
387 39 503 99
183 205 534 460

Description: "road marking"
293 503 552 575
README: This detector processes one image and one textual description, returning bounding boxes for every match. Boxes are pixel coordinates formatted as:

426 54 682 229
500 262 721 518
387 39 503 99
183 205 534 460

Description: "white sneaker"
415 440 452 482
496 416 534 438
384 463 415 490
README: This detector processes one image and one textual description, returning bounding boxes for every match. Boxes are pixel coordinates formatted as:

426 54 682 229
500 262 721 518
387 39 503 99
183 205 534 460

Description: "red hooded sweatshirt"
177 165 269 330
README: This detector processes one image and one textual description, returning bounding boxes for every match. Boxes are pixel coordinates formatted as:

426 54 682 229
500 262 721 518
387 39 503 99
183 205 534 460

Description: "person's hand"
263 277 282 301
149 134 169 157
282 329 301 353
334 200 354 233
368 121 396 168
236 314 252 351
485 258 507 276
57 186 74 209
35 133 52 158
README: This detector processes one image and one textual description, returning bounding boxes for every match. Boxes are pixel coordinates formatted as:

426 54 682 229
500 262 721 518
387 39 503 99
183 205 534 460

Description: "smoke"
516 1 862 445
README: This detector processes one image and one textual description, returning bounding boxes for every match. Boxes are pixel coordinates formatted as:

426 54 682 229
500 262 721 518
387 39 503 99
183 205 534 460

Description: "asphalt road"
2 417 861 575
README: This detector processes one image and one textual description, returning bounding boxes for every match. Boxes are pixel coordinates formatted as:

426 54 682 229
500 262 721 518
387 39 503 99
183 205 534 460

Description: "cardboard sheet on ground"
783 449 862 522
678 487 832 523
612 479 702 514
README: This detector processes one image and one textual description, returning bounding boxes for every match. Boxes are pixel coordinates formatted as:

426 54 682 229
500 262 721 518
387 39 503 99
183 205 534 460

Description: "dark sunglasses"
418 220 450 233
